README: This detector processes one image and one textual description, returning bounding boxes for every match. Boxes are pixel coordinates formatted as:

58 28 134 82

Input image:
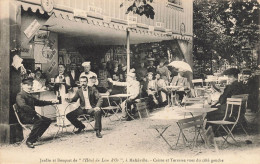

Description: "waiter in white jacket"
80 61 98 87
108 71 140 121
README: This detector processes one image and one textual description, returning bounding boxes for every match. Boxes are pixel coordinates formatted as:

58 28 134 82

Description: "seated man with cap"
80 61 99 87
16 78 59 148
108 70 140 121
65 76 103 138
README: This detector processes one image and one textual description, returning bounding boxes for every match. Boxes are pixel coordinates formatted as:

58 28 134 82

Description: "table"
149 106 218 149
52 103 76 138
29 89 48 99
100 93 133 121
164 86 186 107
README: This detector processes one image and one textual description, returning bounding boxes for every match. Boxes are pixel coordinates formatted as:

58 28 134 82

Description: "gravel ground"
1 107 260 164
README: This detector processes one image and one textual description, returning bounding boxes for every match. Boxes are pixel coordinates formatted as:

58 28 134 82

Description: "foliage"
120 0 155 19
193 0 260 75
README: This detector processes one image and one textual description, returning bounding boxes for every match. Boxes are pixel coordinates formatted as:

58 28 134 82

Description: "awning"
20 1 192 46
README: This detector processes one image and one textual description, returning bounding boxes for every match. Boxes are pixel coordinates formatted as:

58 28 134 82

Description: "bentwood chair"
13 104 33 146
207 98 243 145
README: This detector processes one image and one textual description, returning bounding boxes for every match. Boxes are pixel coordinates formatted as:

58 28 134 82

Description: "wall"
52 0 193 36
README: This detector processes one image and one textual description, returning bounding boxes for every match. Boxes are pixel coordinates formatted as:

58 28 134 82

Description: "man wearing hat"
16 78 59 148
80 61 98 87
207 68 246 122
108 70 140 120
65 76 103 138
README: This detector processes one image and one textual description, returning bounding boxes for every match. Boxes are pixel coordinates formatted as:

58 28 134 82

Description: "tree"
120 0 155 19
193 0 260 76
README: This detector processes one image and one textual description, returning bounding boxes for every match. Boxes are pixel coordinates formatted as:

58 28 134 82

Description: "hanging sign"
24 19 41 38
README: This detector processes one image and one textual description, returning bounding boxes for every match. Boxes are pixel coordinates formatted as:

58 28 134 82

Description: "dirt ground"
1 107 260 164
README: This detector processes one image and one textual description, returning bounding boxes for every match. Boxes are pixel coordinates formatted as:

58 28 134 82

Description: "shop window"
167 0 183 10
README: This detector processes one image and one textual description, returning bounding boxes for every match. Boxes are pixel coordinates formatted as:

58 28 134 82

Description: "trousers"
66 107 102 131
21 115 52 143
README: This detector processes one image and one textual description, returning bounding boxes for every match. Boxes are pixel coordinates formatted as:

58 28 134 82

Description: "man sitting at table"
16 78 59 148
65 76 103 138
108 70 140 121
169 68 190 105
207 68 246 122
142 72 159 111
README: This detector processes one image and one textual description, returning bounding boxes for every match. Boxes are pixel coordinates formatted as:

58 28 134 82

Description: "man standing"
68 62 80 87
16 78 58 148
65 76 103 138
80 61 98 87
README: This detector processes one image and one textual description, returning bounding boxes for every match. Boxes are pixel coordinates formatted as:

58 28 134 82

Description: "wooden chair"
207 98 243 145
13 104 33 145
192 79 204 87
176 114 206 149
101 96 121 121
192 79 205 97
231 94 249 136
184 97 206 108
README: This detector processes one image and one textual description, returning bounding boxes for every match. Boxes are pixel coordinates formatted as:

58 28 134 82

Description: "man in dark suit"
207 68 245 121
16 78 58 148
65 76 103 138
68 62 80 87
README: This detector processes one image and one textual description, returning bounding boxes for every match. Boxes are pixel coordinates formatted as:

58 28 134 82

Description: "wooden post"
126 29 130 93
0 0 23 144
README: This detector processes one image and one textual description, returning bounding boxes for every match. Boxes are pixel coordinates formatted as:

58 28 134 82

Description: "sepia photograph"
0 0 259 164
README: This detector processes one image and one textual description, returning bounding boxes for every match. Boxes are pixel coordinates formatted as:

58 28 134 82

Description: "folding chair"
149 124 173 149
184 97 206 108
183 97 206 117
231 94 249 136
72 114 95 133
176 114 206 149
207 98 243 145
101 96 121 121
192 79 205 97
13 104 33 145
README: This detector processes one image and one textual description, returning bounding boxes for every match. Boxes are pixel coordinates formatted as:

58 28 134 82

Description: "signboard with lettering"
24 19 41 38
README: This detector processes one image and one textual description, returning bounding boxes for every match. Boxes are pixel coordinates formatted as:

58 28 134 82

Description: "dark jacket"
68 86 103 109
218 80 245 105
68 70 80 87
16 90 53 121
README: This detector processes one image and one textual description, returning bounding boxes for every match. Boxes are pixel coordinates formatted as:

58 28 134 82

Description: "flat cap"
22 78 33 85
